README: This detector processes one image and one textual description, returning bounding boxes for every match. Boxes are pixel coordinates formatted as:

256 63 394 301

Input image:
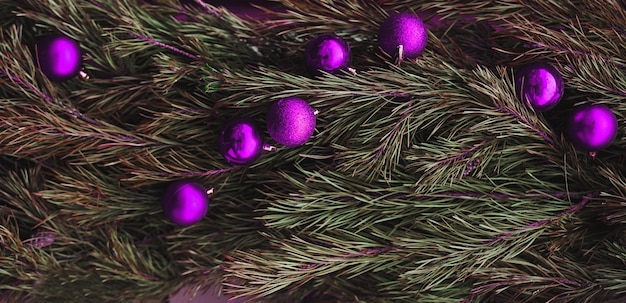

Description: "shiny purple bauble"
304 34 351 76
566 104 618 152
219 117 264 165
162 179 210 226
267 97 316 146
35 34 82 82
378 12 428 59
515 62 564 112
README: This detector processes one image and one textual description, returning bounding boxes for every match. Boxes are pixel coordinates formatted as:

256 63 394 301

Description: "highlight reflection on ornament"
218 117 264 165
36 34 82 82
162 179 211 226
515 62 564 112
566 103 618 152
305 34 351 76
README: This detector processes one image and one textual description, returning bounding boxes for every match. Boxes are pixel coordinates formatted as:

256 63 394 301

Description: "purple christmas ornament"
266 97 316 146
35 34 82 82
162 179 210 226
515 62 564 112
378 12 428 60
305 34 351 76
566 103 618 152
219 117 264 165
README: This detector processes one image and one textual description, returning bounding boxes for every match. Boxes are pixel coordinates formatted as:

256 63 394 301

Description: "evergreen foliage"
0 0 625 302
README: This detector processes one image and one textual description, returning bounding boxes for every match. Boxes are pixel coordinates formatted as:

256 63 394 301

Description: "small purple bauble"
267 97 316 146
36 34 82 82
378 12 428 59
515 62 564 112
219 117 264 165
162 179 210 226
305 34 351 76
566 104 618 152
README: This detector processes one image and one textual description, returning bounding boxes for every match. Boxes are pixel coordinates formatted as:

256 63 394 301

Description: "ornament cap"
395 44 404 65
263 144 277 152
588 151 597 159
79 70 90 80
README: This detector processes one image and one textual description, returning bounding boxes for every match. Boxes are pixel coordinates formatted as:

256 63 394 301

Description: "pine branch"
1 1 626 302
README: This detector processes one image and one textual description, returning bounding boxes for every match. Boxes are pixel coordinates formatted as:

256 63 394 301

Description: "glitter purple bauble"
566 104 618 152
515 62 564 112
36 34 82 82
162 179 210 226
267 97 316 146
378 12 428 59
305 34 351 76
219 117 264 165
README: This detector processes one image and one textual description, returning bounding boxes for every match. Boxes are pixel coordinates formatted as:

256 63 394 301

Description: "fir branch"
0 69 104 127
222 231 405 300
560 55 626 99
499 8 626 66
484 198 590 245
1 1 626 302
129 33 200 60
252 0 387 37
0 104 175 164
468 65 557 146
463 250 608 303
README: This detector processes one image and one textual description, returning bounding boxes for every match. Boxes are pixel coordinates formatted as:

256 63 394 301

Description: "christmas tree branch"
0 0 625 302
